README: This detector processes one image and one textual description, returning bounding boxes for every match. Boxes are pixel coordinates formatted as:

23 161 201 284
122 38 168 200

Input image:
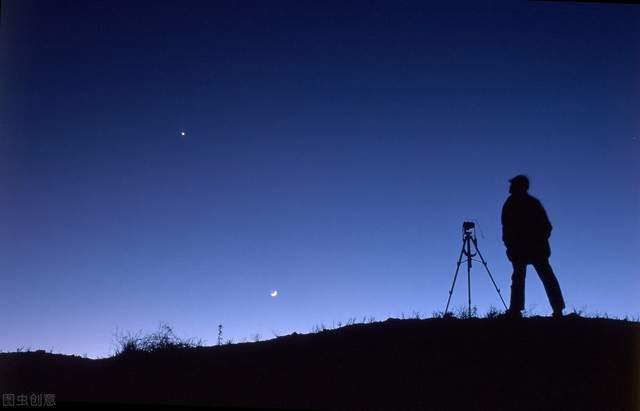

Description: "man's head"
509 175 529 194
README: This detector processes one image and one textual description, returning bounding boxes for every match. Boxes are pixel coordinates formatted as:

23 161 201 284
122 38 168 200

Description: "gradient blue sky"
1 0 638 358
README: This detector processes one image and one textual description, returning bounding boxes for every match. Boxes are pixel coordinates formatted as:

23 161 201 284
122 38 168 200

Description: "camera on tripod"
445 220 507 317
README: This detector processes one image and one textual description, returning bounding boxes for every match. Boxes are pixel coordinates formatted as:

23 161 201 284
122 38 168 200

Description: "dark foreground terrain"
1 316 638 410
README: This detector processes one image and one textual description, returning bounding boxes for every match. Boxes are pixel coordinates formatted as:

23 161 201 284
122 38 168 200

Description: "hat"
509 175 529 192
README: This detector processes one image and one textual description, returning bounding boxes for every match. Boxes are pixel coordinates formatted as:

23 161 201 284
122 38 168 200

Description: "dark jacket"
501 193 552 262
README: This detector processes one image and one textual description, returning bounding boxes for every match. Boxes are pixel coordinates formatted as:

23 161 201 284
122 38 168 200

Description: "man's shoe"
552 310 564 318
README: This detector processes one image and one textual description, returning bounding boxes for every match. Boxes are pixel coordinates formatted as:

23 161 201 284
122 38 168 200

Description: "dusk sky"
1 0 638 358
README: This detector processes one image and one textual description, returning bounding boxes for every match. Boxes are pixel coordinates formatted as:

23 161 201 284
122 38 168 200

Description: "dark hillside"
1 316 638 410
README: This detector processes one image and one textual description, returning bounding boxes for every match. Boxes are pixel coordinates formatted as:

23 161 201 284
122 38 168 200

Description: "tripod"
444 222 507 317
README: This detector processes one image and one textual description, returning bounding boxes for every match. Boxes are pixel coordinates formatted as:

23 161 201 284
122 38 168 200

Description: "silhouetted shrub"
485 306 502 319
114 323 203 356
455 305 478 319
115 330 143 355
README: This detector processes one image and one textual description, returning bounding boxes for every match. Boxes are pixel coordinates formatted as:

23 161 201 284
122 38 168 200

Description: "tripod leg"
467 238 472 317
473 239 508 310
445 241 467 315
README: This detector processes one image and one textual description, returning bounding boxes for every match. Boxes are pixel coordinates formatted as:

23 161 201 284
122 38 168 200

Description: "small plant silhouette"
114 323 202 356
485 306 502 319
431 310 445 319
455 305 478 319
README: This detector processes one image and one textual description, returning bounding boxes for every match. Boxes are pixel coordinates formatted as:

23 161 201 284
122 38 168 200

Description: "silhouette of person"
501 175 565 318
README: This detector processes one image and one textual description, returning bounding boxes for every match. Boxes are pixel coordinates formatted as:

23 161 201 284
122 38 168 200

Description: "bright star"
270 290 278 297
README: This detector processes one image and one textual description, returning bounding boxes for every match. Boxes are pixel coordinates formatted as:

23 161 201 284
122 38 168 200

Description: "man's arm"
535 199 552 239
501 200 512 246
541 204 552 239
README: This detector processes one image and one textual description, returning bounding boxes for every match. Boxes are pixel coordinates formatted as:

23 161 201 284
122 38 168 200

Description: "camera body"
463 221 475 231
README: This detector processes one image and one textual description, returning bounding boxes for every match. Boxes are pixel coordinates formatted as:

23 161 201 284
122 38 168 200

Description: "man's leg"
509 261 527 313
532 258 565 315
